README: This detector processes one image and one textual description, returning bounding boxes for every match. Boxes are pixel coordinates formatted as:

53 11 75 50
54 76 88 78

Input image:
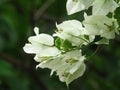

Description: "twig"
86 45 101 61
0 52 24 68
41 14 60 22
34 0 55 21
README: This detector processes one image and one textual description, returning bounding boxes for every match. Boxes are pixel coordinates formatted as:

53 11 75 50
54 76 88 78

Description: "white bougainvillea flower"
28 33 54 46
22 0 120 85
83 14 119 39
37 50 86 85
55 20 84 36
66 0 94 15
92 0 119 15
23 27 60 62
53 20 92 46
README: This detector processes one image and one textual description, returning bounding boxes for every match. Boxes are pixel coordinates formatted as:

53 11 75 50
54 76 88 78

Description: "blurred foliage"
0 0 120 90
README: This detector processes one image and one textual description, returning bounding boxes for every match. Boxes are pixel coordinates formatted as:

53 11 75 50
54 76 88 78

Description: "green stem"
69 34 90 44
86 45 101 60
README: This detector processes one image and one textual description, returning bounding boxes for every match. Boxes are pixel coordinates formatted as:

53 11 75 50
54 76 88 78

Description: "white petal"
66 0 94 15
28 34 54 46
56 20 83 36
55 20 89 46
23 44 41 54
34 55 40 62
37 50 86 85
83 15 119 39
100 30 115 39
40 47 60 57
92 0 119 15
66 63 86 85
69 63 82 74
34 27 39 35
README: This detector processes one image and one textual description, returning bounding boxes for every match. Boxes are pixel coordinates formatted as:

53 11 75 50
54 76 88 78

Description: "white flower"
37 50 86 85
66 0 118 15
83 14 119 39
23 27 60 62
92 0 119 15
53 20 91 46
66 0 94 15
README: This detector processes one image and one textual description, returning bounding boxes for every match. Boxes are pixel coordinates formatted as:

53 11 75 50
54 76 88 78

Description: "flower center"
56 29 63 33
72 0 78 2
65 58 78 65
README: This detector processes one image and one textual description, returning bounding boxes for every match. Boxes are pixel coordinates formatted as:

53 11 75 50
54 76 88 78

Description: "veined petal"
33 46 60 62
100 30 115 39
28 34 54 46
39 47 60 57
65 63 86 85
66 0 94 15
83 14 118 39
37 50 86 85
92 0 119 15
23 43 42 54
55 20 89 46
69 56 85 74
56 20 83 36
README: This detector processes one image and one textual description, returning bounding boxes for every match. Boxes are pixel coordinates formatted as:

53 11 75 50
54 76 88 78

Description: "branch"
34 0 55 21
40 14 62 23
0 52 47 90
0 52 24 68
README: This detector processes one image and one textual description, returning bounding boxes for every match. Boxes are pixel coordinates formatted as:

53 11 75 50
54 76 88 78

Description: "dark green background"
0 0 120 90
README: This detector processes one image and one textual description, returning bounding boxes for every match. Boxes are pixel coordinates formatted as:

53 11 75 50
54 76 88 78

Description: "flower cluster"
23 0 119 85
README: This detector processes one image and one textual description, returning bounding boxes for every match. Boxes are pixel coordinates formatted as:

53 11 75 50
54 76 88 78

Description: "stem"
86 45 101 60
69 34 90 44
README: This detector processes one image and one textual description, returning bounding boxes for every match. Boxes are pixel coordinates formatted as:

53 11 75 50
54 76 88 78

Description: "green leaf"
55 37 62 49
55 38 72 51
61 39 72 51
84 35 89 40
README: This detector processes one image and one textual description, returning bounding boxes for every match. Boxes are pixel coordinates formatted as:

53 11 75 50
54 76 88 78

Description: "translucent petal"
23 44 42 54
28 34 54 46
66 0 94 15
55 20 88 46
92 0 119 15
83 15 118 39
65 63 86 85
34 47 60 62
56 20 83 36
39 47 60 57
37 50 86 85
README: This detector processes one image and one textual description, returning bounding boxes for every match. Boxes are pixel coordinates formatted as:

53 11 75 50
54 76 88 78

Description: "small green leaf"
55 37 62 49
84 35 89 40
55 38 72 51
61 39 72 51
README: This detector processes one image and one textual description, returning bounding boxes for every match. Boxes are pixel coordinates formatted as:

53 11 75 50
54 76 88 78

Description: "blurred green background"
0 0 120 90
